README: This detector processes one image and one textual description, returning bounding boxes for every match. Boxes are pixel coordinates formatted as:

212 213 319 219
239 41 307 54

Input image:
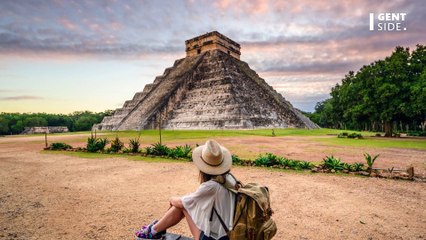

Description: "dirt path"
0 136 425 239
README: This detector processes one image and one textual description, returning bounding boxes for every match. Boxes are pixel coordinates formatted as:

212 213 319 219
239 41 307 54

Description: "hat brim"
192 144 232 175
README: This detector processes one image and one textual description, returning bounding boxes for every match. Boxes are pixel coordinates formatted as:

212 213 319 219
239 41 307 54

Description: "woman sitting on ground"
135 140 237 240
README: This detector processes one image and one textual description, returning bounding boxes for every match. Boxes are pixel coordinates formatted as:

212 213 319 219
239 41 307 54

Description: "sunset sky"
0 0 425 113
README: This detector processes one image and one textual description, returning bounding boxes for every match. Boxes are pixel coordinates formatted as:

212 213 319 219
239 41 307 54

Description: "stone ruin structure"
94 31 318 130
186 31 241 59
21 126 69 134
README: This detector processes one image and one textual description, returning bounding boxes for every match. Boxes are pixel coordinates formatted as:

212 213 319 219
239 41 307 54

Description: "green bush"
87 137 108 152
128 138 141 153
143 143 192 159
337 132 349 138
406 131 426 136
279 158 289 167
49 142 72 150
150 142 170 156
144 146 153 155
287 159 301 170
352 162 364 171
168 145 192 159
364 153 379 170
348 133 363 139
232 154 243 165
322 155 345 171
343 163 352 171
108 136 124 153
255 153 280 167
338 132 363 139
254 155 270 167
298 161 312 170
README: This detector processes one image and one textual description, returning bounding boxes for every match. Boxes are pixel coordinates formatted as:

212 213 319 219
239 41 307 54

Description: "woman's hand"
169 197 184 209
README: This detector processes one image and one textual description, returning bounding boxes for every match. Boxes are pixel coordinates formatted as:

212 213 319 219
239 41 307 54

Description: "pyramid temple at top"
94 31 318 130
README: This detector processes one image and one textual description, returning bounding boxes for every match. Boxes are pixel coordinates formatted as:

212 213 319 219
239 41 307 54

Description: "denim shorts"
200 231 229 240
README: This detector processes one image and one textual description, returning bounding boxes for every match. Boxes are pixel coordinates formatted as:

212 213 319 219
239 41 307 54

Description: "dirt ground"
0 134 425 239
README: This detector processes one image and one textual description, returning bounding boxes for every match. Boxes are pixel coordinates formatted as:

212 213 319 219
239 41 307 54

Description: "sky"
0 0 425 113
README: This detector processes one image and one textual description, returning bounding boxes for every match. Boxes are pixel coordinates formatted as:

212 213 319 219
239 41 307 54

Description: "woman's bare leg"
183 208 201 240
152 207 201 240
153 206 184 232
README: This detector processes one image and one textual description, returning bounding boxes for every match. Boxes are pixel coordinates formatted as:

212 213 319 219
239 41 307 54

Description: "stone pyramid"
94 31 318 130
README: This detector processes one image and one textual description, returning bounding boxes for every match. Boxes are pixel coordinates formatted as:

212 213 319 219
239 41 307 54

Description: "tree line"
0 110 112 135
309 45 425 137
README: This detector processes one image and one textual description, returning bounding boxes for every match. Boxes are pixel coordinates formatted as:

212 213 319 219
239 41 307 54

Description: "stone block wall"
21 126 69 134
185 31 241 59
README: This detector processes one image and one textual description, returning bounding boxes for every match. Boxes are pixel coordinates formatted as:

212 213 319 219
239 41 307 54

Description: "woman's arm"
169 196 184 209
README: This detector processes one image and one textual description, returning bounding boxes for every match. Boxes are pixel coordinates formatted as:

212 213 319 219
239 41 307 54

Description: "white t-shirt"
182 177 236 239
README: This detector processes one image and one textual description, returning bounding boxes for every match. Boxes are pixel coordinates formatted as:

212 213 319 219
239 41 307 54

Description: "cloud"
278 88 332 112
1 95 44 101
0 89 15 93
0 0 424 112
0 0 424 60
0 31 182 57
59 18 79 31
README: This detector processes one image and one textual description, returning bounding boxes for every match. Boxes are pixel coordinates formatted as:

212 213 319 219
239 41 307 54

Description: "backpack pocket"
256 218 277 240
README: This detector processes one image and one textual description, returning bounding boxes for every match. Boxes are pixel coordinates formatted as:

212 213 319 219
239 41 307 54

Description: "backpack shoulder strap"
212 172 242 194
210 206 230 233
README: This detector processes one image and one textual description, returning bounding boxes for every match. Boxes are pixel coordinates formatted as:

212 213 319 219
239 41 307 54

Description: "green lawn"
314 136 426 150
96 129 426 150
16 128 425 151
98 128 369 140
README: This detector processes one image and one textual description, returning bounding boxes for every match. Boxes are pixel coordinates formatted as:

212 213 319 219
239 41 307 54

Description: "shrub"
287 159 301 170
364 153 379 171
407 131 426 136
348 133 363 139
254 155 269 167
322 155 344 171
109 136 124 153
299 161 313 170
150 142 171 156
232 154 243 165
49 142 72 150
168 145 192 159
352 162 364 172
338 132 363 139
144 146 153 155
279 158 291 167
343 163 352 171
255 153 280 167
87 137 108 152
337 132 348 138
128 138 141 153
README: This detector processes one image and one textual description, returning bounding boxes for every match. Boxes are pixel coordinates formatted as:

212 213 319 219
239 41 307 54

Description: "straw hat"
192 140 232 175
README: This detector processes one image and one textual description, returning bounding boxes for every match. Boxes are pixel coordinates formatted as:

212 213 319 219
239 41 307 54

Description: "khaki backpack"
213 174 277 240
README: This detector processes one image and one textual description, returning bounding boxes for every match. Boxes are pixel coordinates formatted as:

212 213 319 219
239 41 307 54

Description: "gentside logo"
369 12 407 31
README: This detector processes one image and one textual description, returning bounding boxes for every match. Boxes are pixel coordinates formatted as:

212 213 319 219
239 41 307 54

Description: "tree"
24 116 48 127
74 115 98 131
0 117 9 135
407 45 426 130
314 45 425 136
0 110 112 134
310 99 335 128
10 120 24 134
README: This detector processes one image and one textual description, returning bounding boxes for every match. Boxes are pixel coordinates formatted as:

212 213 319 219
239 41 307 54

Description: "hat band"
200 155 224 167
